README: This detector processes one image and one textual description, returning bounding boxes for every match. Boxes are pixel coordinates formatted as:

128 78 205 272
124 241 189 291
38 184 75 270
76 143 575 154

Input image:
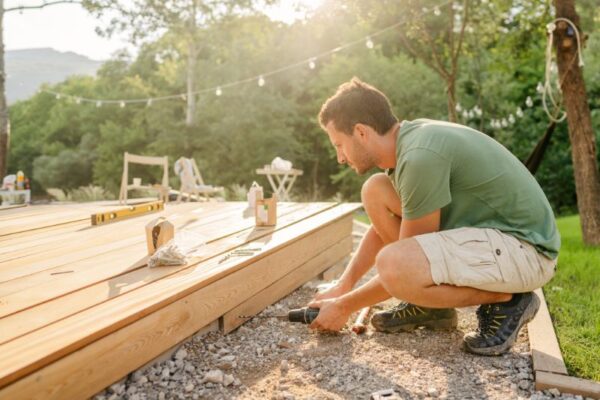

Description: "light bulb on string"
96 101 102 107
258 75 265 87
75 97 81 104
55 94 61 100
434 6 441 16
120 101 126 108
455 103 462 112
215 87 222 96
147 99 153 107
501 118 508 127
508 114 515 124
365 37 374 49
516 107 524 118
474 106 482 116
526 96 533 107
462 110 469 120
181 94 187 101
536 82 544 93
308 59 316 70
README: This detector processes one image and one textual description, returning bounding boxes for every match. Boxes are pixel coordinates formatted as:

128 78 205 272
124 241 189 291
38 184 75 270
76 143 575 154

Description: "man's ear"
354 123 370 140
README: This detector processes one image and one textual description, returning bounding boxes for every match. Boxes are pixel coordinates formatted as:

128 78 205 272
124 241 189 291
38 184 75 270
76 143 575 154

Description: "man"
309 78 559 355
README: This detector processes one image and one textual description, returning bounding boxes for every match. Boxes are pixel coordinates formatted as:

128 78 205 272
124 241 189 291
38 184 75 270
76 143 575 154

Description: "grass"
353 212 600 381
545 215 600 381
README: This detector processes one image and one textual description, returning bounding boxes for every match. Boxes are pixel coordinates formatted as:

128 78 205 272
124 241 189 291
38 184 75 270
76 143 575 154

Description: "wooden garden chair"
173 157 224 202
119 152 170 204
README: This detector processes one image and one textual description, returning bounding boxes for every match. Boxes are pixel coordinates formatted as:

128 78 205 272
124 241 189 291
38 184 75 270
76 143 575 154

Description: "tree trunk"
554 0 600 245
446 77 458 123
0 0 10 179
185 39 197 127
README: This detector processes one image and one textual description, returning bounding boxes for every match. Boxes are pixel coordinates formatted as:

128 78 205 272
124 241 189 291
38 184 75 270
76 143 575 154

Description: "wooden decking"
0 200 360 399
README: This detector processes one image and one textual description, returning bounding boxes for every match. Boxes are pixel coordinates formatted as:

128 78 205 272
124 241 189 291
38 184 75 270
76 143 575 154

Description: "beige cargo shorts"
414 227 557 293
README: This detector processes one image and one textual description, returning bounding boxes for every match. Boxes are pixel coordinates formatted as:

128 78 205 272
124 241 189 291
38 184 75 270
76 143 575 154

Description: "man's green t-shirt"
393 119 560 259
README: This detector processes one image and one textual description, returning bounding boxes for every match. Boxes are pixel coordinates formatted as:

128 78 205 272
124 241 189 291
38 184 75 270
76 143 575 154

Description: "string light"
516 107 524 118
526 96 533 107
44 2 453 107
75 97 81 104
434 6 441 16
536 82 544 93
96 101 102 107
455 103 462 112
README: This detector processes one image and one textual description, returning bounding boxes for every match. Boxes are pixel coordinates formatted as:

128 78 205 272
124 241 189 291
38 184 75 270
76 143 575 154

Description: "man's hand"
308 297 352 332
311 280 351 303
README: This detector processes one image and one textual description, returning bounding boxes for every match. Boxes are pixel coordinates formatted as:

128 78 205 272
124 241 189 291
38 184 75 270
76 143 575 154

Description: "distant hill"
5 48 103 104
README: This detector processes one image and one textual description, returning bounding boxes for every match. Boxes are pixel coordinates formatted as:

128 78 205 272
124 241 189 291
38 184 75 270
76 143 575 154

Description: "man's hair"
318 77 398 136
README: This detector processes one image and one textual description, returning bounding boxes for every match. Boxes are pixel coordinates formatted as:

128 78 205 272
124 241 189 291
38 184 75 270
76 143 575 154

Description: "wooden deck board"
0 203 309 316
0 201 360 396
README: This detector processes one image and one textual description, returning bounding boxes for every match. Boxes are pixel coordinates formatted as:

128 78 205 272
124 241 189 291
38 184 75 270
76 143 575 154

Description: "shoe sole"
463 294 541 356
374 314 458 333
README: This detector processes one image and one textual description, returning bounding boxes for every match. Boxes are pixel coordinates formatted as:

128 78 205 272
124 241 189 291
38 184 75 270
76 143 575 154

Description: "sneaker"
463 292 540 356
371 302 458 333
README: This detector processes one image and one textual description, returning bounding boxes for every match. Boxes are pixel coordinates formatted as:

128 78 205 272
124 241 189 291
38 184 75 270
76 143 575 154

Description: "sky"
4 0 323 61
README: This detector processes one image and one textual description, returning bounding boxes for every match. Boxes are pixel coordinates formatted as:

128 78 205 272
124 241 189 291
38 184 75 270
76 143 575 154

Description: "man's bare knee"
361 173 393 205
376 240 432 298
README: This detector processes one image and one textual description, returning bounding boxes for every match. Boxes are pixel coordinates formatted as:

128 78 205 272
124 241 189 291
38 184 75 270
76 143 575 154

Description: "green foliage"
546 215 600 381
6 0 600 215
47 185 114 202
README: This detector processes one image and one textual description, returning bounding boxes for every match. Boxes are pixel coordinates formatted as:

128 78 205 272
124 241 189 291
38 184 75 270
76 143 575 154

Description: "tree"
84 0 269 127
340 0 472 122
553 0 600 245
0 0 81 179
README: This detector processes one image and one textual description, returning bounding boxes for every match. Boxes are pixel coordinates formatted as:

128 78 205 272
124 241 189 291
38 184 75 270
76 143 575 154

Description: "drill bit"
238 314 288 320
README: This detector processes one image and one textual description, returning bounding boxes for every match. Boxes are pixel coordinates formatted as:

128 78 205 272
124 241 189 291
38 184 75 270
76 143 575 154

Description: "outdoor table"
255 166 303 201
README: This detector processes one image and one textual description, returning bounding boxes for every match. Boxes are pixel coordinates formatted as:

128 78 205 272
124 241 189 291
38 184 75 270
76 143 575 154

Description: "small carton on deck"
255 196 277 226
145 217 175 255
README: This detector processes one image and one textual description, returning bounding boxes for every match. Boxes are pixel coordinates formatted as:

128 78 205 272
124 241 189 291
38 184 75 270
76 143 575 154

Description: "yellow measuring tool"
91 201 164 225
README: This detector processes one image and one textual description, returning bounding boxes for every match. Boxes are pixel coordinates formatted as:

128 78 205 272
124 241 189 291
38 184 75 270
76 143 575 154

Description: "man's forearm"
338 274 392 313
337 226 385 290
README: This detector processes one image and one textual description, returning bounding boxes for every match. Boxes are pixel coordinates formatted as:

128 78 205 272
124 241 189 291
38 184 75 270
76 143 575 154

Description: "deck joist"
0 200 359 399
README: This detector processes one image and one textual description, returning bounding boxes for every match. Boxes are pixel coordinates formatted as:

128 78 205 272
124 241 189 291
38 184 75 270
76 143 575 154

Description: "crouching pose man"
309 78 559 355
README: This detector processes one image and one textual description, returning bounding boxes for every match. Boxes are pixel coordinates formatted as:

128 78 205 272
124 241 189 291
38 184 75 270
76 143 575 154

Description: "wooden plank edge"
536 371 600 398
528 288 568 375
222 235 353 333
0 204 27 212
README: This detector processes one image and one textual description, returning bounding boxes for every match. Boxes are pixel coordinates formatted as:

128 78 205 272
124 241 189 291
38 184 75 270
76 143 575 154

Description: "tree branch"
5 0 82 13
419 19 450 80
397 30 447 80
451 0 470 75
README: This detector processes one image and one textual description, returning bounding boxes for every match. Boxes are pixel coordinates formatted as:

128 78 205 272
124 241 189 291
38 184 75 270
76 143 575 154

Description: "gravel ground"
94 223 591 400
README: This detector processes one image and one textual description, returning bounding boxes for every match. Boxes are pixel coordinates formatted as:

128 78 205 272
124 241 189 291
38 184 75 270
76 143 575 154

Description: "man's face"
325 121 377 175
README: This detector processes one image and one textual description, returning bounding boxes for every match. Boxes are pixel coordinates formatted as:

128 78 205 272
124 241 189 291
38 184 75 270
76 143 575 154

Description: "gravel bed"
93 223 592 400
